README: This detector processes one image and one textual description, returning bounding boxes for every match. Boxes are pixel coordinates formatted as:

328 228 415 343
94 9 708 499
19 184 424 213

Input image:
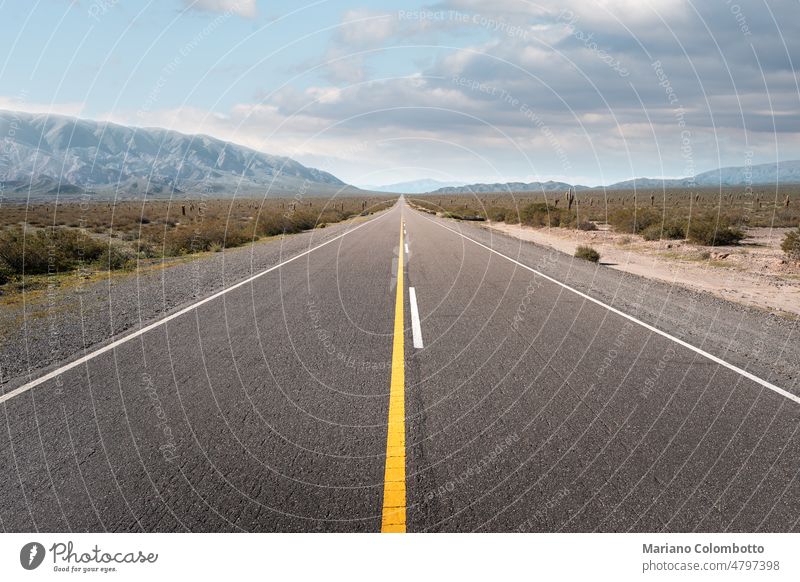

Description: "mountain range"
3 110 800 199
0 110 353 198
362 179 467 194
432 180 589 194
430 161 800 194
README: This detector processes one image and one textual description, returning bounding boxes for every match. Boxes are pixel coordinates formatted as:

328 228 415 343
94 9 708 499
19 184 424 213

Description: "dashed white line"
417 211 800 406
409 287 424 349
404 243 409 254
0 211 391 405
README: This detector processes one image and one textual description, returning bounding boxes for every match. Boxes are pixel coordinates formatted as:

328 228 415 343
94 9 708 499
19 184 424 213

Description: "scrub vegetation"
410 187 800 247
0 196 395 286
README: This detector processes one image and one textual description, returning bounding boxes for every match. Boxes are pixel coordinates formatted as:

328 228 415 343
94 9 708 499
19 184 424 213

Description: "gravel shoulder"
0 210 390 387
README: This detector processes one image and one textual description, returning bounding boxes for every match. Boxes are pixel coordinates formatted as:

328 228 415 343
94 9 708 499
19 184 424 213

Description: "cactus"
565 187 576 210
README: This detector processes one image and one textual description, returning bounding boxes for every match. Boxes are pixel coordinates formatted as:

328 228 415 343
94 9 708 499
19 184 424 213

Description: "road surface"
2 200 800 532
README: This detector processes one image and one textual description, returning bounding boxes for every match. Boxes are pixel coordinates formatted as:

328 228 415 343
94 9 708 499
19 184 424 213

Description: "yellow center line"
381 216 407 533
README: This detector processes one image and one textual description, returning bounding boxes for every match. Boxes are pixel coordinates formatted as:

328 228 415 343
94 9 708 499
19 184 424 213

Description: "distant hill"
429 161 800 195
0 110 355 198
692 161 800 186
603 177 689 190
432 180 590 194
363 179 467 194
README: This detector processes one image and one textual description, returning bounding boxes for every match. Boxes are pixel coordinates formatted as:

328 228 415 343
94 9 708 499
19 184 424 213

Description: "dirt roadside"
485 222 800 318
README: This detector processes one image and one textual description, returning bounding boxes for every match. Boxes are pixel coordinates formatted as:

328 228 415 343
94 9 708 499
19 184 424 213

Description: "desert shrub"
158 222 251 256
608 207 661 234
255 214 289 237
0 260 13 284
519 203 547 226
95 245 136 270
0 227 105 274
255 210 327 236
289 211 319 232
519 203 573 227
575 245 600 262
136 240 159 259
663 220 687 239
640 224 662 241
641 220 688 241
782 227 800 261
686 214 744 246
577 220 598 231
487 207 507 222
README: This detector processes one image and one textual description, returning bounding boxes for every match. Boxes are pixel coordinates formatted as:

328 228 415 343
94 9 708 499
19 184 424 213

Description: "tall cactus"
565 187 576 211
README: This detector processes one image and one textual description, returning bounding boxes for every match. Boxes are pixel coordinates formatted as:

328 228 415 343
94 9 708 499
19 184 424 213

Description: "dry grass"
0 196 395 286
411 186 800 245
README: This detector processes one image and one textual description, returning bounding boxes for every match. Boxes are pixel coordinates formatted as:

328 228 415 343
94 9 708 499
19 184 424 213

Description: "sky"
1 0 799 187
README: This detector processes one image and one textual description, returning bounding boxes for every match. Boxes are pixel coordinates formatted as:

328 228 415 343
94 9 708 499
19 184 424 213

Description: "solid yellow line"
381 218 406 533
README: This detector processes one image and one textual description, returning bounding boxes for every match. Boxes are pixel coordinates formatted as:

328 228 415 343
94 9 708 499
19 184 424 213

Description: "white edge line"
409 286 424 349
0 211 390 405
419 212 800 406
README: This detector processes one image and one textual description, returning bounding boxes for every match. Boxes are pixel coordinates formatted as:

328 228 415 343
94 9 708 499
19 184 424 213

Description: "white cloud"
59 0 800 184
339 9 396 46
0 96 85 118
183 0 257 19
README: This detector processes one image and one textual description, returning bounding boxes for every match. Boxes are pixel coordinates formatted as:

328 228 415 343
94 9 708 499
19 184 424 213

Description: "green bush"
575 245 600 262
520 203 574 228
94 245 136 270
639 221 686 241
663 220 687 239
487 207 507 222
256 210 335 237
0 260 13 284
686 214 744 246
640 224 662 241
0 227 105 274
608 207 661 234
782 227 800 261
159 223 251 256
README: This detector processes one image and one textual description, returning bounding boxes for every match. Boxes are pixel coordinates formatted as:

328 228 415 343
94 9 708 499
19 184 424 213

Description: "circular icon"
20 542 45 570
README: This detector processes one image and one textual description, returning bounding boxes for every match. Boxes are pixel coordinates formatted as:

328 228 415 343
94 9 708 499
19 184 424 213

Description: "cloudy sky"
1 0 798 186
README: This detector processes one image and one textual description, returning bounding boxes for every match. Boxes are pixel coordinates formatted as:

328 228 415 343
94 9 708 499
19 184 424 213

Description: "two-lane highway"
2 199 800 532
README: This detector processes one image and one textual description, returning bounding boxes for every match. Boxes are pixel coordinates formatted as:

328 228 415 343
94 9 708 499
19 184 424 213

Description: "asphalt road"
2 199 800 532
